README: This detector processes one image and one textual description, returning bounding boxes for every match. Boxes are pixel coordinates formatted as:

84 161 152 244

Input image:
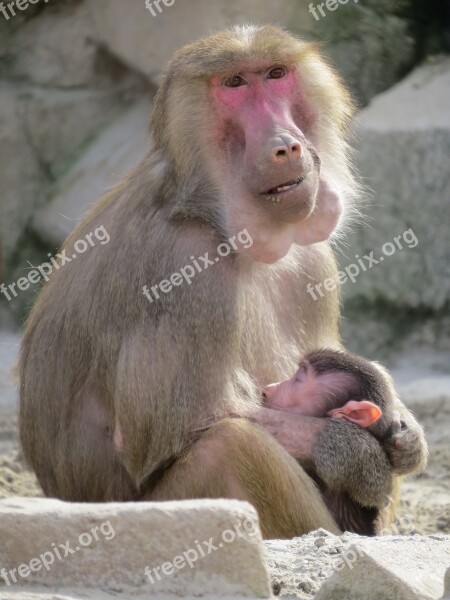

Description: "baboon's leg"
147 418 340 539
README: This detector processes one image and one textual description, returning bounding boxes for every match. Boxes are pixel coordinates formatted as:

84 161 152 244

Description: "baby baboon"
264 349 426 534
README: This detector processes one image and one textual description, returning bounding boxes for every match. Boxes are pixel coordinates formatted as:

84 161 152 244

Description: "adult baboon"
20 25 427 538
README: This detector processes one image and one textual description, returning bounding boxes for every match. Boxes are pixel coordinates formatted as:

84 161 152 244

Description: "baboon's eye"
224 74 246 88
268 66 287 80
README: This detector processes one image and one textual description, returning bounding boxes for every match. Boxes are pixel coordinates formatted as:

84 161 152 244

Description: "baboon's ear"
328 400 382 428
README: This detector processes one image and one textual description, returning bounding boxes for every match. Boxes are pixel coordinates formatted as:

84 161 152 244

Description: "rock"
0 1 149 271
0 305 16 331
0 82 146 271
86 0 417 104
18 86 143 181
0 589 266 599
86 0 303 84
0 86 47 263
33 101 151 247
266 531 450 600
0 332 20 413
5 0 141 92
443 567 450 599
6 1 98 89
0 83 146 328
0 497 271 598
356 56 450 130
341 57 450 311
396 375 450 408
315 535 450 600
313 0 416 105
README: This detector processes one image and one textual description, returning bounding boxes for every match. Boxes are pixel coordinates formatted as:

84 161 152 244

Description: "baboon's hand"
384 412 429 475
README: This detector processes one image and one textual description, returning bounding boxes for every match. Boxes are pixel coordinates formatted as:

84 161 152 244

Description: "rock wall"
339 57 450 359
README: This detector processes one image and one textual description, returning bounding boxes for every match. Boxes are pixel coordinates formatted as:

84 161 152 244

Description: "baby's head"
263 349 402 438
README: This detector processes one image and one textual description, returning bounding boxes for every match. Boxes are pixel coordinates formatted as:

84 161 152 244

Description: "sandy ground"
0 335 449 537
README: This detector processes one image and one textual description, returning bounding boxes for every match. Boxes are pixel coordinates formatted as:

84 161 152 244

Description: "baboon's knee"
198 417 340 538
151 418 339 537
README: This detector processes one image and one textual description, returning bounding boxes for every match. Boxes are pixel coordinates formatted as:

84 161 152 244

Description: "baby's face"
263 361 328 417
263 360 384 430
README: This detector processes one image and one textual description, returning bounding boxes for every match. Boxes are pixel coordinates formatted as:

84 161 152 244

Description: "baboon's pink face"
210 63 341 260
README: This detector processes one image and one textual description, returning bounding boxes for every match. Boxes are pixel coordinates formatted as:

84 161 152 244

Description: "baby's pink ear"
328 400 382 428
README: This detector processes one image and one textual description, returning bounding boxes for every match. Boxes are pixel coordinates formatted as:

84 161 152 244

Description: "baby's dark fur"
306 349 403 535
